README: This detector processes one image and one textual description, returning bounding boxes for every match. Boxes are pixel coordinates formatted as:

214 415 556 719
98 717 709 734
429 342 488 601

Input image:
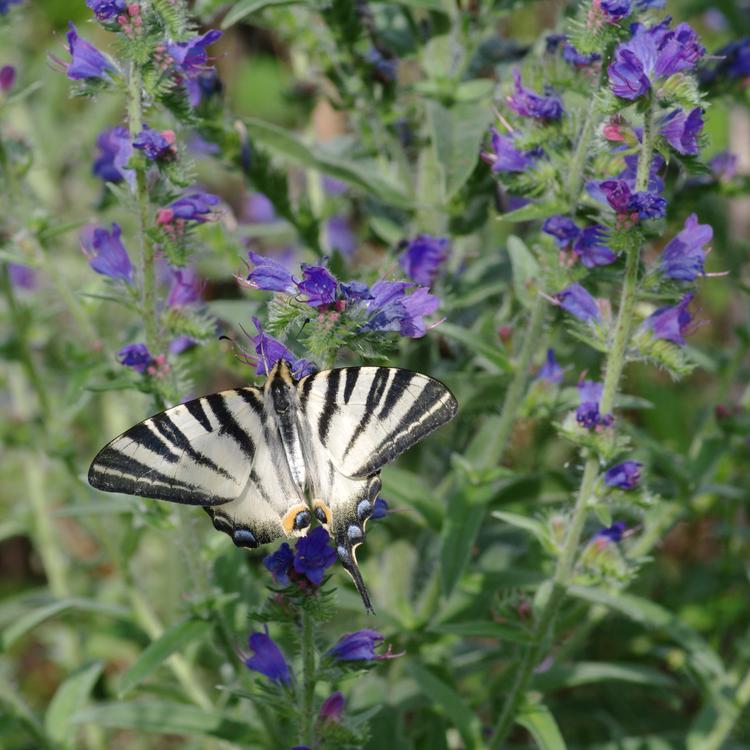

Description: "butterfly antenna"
337 537 374 614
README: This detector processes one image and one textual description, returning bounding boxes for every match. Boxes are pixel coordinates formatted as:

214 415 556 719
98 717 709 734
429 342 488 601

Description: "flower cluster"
263 527 337 589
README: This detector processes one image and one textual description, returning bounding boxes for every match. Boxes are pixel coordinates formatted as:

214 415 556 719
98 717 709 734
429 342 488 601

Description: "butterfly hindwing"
88 387 266 507
205 417 312 548
297 366 458 479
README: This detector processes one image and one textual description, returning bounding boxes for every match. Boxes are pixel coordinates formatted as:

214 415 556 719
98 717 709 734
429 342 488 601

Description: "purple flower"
80 223 133 283
595 521 627 543
608 20 705 100
576 379 612 429
0 65 16 93
598 179 633 213
323 175 347 196
371 497 389 520
598 180 666 219
366 48 398 82
573 226 617 268
507 68 563 121
482 129 539 174
296 264 338 308
601 0 631 20
166 30 223 77
247 251 296 294
399 235 449 287
0 0 22 15
537 348 563 383
64 23 114 81
293 527 337 586
604 461 642 490
329 629 384 662
659 214 712 281
642 293 696 345
85 0 126 21
263 543 294 586
341 280 372 301
167 267 203 307
170 336 196 355
157 192 220 226
92 126 134 186
659 108 703 156
250 318 316 378
326 215 357 257
118 343 153 374
133 126 176 161
542 216 579 247
628 191 667 220
244 629 291 684
364 281 440 338
8 263 36 290
320 691 345 722
555 284 601 323
563 44 600 67
243 193 276 223
709 151 737 182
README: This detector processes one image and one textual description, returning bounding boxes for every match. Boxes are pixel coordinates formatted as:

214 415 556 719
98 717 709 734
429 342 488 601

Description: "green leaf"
72 701 259 742
409 664 483 749
431 620 532 644
440 487 484 596
45 662 103 747
517 701 567 750
497 200 568 223
506 235 540 310
427 100 491 202
244 118 412 208
118 618 213 697
1 598 130 651
534 661 676 691
492 511 551 549
438 321 511 372
568 586 726 683
221 0 305 28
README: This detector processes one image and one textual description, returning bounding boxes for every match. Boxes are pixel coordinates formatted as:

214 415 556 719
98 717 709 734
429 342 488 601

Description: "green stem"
299 608 316 746
490 98 657 750
127 61 159 355
700 666 750 750
465 293 545 469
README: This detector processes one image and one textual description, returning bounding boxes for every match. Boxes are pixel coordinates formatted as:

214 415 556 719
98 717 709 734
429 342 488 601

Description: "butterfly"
88 360 458 611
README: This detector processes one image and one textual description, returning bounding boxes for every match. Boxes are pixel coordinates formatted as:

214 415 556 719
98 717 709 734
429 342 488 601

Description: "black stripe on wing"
318 368 341 443
205 393 257 461
349 378 457 477
342 367 391 460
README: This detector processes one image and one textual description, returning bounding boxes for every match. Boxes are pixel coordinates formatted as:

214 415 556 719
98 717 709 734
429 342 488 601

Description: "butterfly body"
88 361 457 611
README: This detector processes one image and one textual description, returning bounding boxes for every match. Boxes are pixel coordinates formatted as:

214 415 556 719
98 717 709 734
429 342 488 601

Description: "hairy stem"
465 293 545 469
299 608 316 746
127 61 159 356
490 98 656 750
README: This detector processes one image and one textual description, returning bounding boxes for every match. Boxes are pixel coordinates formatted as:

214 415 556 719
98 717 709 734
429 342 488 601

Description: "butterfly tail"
336 535 374 614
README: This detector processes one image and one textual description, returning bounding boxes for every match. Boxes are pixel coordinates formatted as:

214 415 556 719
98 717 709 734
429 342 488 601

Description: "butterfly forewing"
297 366 458 479
88 387 265 506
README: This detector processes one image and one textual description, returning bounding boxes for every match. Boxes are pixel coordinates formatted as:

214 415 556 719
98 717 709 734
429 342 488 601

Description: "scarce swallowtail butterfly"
88 361 458 612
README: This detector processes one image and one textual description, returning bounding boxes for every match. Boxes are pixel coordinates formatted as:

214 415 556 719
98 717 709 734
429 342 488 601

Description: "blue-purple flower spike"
537 348 563 384
292 527 337 586
263 543 294 586
595 522 627 543
92 126 135 186
65 23 115 81
117 343 153 374
576 380 613 430
244 629 291 684
80 223 133 283
399 235 449 287
86 0 126 21
604 461 643 490
642 293 696 345
329 629 384 662
507 68 563 121
554 284 601 323
659 214 712 281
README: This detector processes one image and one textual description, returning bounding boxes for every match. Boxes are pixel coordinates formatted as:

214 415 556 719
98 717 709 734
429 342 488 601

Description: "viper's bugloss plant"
3 1 750 749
